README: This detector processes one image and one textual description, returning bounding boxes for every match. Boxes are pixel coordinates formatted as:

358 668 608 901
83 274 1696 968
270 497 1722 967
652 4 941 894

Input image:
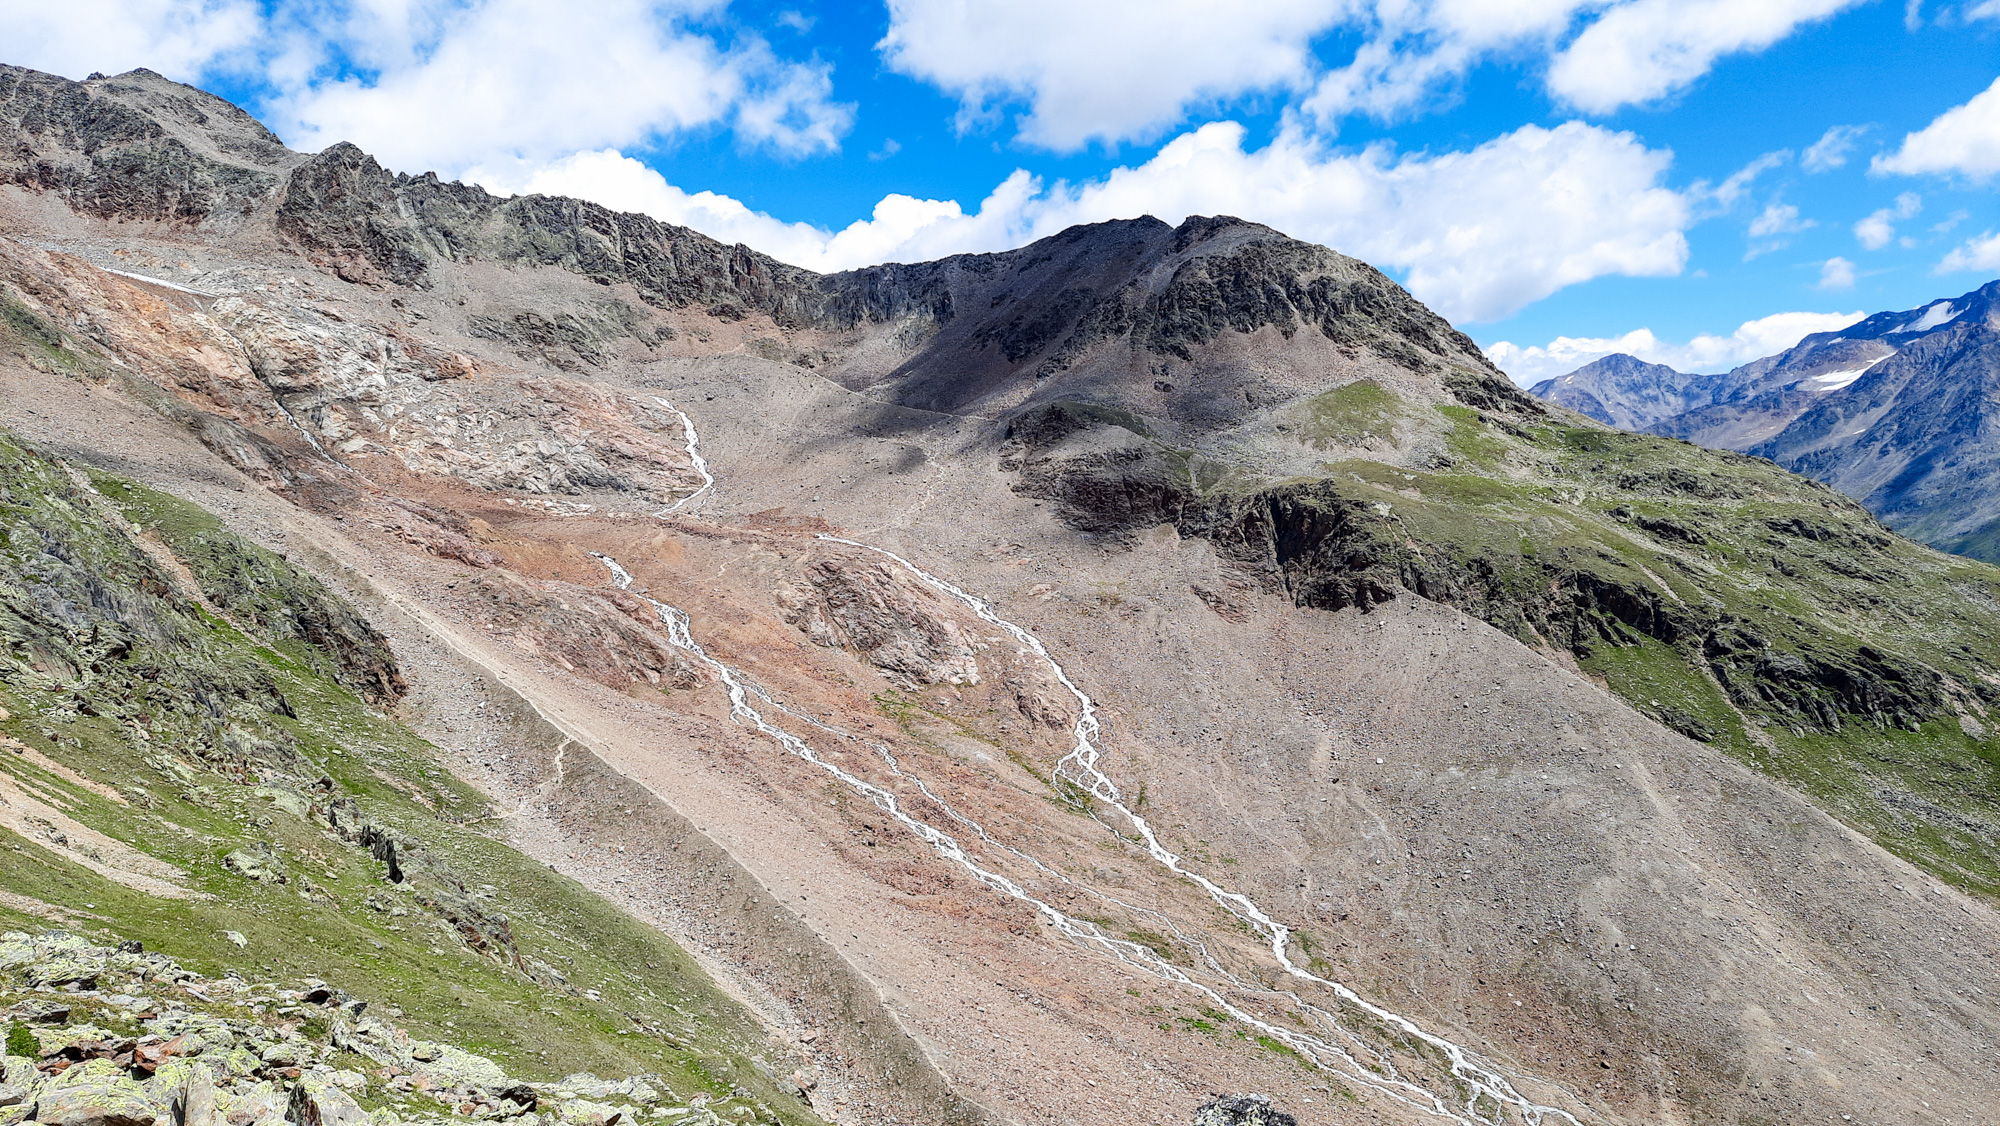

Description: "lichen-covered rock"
286 1074 368 1126
1192 1093 1296 1126
221 845 287 885
32 1061 158 1126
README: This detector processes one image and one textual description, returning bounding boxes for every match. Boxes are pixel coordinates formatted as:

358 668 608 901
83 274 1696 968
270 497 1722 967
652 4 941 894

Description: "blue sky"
6 0 1999 383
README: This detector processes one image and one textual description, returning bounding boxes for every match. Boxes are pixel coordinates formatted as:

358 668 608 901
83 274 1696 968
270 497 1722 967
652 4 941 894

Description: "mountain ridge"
1530 280 2000 560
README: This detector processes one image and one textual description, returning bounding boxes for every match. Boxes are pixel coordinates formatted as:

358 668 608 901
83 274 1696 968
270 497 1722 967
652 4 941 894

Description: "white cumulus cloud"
1300 0 1588 124
877 0 1344 151
0 0 264 81
266 0 852 176
1853 191 1922 250
1818 256 1857 289
1749 201 1810 237
488 119 1692 325
1875 75 2000 179
1485 308 1865 385
879 0 1867 149
1545 0 1865 114
1938 231 2000 273
1801 123 1867 172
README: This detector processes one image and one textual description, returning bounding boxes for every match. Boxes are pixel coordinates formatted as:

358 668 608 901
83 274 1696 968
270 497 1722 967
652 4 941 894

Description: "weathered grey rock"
221 844 286 885
0 66 290 228
778 557 981 689
1191 1093 1296 1126
286 1076 368 1126
216 1081 283 1126
31 1062 158 1126
160 1065 219 1126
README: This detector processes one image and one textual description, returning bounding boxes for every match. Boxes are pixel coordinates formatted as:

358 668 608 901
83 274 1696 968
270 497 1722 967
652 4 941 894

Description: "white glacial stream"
582 409 1586 1125
651 398 714 512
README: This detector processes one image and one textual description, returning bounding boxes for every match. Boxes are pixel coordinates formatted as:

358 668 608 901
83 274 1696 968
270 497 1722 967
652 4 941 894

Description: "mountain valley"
0 63 1997 1126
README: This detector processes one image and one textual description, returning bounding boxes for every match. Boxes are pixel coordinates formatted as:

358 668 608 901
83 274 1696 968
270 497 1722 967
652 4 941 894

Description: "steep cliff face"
0 66 296 227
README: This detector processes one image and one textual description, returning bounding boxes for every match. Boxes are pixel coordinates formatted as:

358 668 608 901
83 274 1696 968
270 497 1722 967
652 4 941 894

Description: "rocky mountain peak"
1527 352 1699 430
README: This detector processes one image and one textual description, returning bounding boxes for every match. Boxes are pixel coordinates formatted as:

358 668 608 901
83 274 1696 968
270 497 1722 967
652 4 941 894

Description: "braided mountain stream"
587 407 1588 1126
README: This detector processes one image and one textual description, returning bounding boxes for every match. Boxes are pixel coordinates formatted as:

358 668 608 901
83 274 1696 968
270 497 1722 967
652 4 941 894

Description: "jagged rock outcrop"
1191 1095 1296 1126
469 571 700 693
1183 473 1963 738
0 932 751 1126
0 67 295 228
778 557 981 689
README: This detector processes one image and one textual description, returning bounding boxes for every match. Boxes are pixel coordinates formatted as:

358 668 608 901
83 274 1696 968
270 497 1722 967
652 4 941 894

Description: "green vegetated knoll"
0 429 819 1124
1025 380 2000 898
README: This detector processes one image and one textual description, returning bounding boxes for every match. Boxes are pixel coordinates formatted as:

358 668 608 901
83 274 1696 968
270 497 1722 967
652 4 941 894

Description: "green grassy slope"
0 431 817 1123
1019 387 2000 898
1229 406 2000 896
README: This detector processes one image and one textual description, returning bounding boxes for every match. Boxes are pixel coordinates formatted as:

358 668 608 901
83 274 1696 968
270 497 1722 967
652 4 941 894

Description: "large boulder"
1192 1094 1296 1126
30 1061 158 1126
285 1076 367 1126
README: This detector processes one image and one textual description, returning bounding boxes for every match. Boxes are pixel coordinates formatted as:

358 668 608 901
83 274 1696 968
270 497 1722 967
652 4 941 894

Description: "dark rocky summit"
0 67 295 227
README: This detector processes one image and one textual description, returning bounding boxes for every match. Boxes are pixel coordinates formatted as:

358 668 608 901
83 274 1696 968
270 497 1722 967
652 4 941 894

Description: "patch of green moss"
1576 637 1753 755
1435 404 1507 469
6 1022 35 1056
1292 380 1403 448
0 297 91 377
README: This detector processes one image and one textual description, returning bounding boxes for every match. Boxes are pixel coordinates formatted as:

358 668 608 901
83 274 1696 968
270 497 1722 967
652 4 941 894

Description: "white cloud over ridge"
878 0 1868 151
493 119 1690 324
1485 309 1864 385
1 0 854 177
1876 75 2000 179
272 0 851 176
878 0 1343 151
1545 0 1863 114
0 0 263 82
1938 231 2000 273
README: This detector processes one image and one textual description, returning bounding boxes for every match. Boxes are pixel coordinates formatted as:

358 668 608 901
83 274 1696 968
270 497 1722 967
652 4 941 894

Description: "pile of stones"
1 933 760 1126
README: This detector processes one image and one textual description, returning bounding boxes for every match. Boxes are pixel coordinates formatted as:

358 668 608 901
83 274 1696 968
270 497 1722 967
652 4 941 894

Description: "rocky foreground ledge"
1 933 1304 1126
0 932 760 1126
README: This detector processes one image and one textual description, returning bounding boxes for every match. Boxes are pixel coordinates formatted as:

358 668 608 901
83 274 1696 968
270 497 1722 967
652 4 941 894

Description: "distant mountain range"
1531 280 2000 559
